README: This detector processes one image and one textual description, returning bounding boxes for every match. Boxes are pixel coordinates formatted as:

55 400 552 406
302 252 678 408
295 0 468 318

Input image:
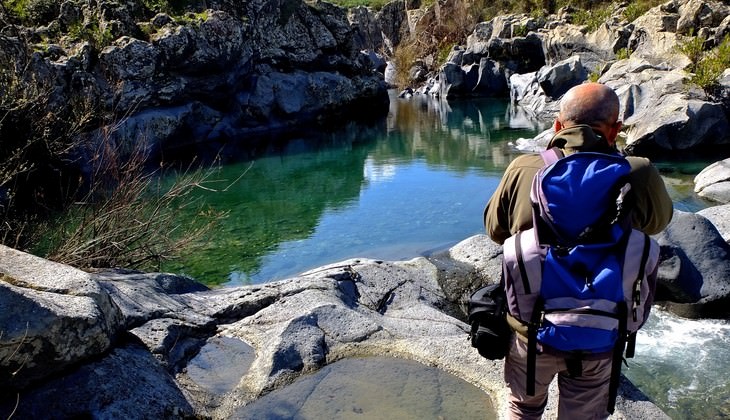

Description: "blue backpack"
502 148 660 413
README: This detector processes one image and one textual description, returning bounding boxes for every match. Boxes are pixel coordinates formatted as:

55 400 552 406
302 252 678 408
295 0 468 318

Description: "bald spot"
558 83 620 126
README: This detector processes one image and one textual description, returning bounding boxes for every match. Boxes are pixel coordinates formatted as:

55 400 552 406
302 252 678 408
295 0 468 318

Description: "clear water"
233 356 496 420
163 91 728 419
163 94 551 285
163 92 714 286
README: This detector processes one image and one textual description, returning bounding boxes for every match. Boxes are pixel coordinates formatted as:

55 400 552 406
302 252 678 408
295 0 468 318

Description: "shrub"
392 41 420 89
615 47 631 60
326 0 390 10
0 34 224 271
676 33 706 69
571 4 613 32
512 23 529 37
689 35 730 93
37 139 227 271
67 20 115 49
622 0 665 23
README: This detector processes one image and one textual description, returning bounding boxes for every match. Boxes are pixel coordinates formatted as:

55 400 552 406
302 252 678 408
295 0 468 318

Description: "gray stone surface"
698 204 730 242
0 246 123 390
695 157 730 204
599 58 730 153
654 210 730 318
0 244 673 420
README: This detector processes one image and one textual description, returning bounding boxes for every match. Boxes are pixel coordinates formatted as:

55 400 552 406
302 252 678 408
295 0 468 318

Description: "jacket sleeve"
484 156 541 244
627 157 674 235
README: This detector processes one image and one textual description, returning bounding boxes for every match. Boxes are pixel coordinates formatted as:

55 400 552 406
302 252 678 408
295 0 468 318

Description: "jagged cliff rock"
0 0 389 166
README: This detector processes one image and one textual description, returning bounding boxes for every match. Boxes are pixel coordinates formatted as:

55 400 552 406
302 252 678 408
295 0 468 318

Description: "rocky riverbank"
2 207 730 418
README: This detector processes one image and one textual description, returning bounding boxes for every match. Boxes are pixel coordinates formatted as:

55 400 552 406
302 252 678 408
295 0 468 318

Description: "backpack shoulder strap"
540 147 564 166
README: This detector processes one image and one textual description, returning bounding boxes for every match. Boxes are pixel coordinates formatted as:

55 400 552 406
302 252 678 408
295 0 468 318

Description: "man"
484 82 673 419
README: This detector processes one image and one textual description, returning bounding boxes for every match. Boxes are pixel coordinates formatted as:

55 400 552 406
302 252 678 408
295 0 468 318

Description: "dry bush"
392 40 421 88
0 21 226 271
42 135 228 271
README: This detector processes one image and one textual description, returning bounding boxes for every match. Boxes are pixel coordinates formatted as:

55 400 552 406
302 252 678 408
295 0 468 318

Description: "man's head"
554 83 622 145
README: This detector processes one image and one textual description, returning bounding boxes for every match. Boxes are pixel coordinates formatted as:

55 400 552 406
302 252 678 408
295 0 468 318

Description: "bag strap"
526 296 544 396
626 233 652 358
607 300 629 414
514 231 532 295
540 147 564 165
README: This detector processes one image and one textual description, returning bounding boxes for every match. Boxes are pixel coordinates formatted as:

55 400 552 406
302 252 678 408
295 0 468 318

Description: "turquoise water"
163 91 726 419
163 94 550 284
163 92 713 285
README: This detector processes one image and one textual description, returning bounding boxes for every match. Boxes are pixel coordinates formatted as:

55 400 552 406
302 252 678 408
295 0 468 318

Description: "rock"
100 36 160 81
536 54 588 99
599 58 730 154
0 342 196 419
542 24 613 73
6 0 389 176
698 204 730 242
628 28 690 69
433 234 503 312
349 6 384 52
473 58 509 96
0 245 123 390
676 0 729 35
653 210 730 318
438 61 466 97
695 157 730 203
0 244 671 420
508 55 587 119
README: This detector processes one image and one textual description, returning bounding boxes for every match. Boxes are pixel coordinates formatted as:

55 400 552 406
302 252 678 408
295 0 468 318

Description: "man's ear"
554 119 563 132
606 121 622 144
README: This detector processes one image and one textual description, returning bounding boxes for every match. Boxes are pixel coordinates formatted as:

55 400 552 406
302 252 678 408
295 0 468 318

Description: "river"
163 91 728 419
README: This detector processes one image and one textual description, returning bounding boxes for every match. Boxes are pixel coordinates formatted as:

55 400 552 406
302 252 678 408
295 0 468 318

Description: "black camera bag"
468 283 511 360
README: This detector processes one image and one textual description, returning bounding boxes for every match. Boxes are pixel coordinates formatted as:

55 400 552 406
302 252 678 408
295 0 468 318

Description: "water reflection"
162 92 712 285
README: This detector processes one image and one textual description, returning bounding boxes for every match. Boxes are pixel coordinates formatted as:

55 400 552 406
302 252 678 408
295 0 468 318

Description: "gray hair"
558 83 620 126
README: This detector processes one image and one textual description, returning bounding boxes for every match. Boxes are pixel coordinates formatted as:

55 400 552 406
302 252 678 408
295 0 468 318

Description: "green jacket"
484 125 674 244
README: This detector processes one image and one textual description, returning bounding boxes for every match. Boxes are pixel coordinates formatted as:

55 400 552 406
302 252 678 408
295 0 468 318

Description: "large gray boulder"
536 54 588 99
507 55 588 120
599 57 730 153
653 210 730 318
694 157 730 203
542 22 620 74
0 246 123 390
628 2 690 68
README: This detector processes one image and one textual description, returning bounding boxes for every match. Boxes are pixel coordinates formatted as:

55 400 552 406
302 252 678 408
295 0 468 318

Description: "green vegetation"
140 0 193 15
437 43 455 66
682 35 730 93
676 31 706 65
615 47 631 60
36 145 225 271
571 3 613 32
67 20 115 49
512 23 529 37
1 0 58 25
393 41 420 89
0 34 222 272
174 9 209 26
326 0 391 10
622 0 665 23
